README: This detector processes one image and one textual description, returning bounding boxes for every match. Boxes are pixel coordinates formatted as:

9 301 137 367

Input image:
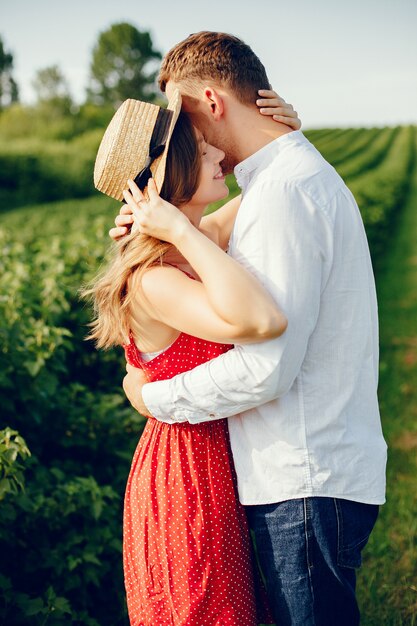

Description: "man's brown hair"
158 31 271 105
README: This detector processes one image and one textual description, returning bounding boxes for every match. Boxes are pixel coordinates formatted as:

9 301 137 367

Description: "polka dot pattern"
122 328 272 625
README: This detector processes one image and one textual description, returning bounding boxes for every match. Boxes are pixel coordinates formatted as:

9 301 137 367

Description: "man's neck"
228 107 294 165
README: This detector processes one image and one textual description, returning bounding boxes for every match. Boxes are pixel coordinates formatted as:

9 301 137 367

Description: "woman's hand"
109 203 134 240
256 89 301 130
123 364 151 417
122 178 190 244
108 178 190 242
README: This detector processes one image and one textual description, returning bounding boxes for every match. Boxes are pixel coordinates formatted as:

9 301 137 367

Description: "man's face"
165 80 239 174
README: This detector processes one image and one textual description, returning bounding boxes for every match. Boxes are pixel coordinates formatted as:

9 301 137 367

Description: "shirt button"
209 413 215 417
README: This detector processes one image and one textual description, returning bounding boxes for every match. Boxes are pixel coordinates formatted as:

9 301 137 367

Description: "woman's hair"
159 31 271 105
81 112 201 349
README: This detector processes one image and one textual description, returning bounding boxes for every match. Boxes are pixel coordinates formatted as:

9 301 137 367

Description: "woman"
84 89 299 625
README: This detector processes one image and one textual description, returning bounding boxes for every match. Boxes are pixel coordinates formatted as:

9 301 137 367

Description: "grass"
356 135 417 625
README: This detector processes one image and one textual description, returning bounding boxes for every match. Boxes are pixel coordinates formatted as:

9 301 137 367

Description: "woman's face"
188 129 229 208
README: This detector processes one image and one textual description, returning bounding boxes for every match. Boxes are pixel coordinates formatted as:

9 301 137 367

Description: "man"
111 32 387 626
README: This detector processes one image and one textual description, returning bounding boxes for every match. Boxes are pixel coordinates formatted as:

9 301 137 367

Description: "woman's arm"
256 89 301 127
125 179 287 344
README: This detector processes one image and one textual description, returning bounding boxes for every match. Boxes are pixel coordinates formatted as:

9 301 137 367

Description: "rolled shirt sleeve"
142 180 334 424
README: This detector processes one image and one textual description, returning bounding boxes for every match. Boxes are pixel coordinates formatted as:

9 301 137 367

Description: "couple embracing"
85 31 387 626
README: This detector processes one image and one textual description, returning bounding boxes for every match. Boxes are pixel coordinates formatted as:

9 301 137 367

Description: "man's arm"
135 180 334 424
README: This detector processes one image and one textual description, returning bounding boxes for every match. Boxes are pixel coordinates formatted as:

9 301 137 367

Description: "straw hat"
94 89 182 202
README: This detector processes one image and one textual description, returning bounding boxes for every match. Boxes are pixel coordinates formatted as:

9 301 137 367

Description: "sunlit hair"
159 31 271 105
81 112 201 349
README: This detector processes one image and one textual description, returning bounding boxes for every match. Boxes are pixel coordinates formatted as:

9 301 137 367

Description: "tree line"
0 23 163 139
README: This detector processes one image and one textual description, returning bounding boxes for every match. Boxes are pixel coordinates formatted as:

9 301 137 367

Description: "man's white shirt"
142 130 387 506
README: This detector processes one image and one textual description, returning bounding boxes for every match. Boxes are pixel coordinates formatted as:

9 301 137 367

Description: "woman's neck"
162 248 197 277
160 202 206 277
180 202 206 228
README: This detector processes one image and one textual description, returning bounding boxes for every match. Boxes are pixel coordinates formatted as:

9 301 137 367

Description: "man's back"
228 130 387 504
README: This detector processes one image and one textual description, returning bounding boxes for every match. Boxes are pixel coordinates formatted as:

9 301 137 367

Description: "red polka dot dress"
123 326 273 625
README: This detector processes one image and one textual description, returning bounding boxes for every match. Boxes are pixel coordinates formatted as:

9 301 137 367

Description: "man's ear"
203 87 224 121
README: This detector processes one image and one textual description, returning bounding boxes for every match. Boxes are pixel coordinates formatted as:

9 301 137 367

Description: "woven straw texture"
94 90 182 202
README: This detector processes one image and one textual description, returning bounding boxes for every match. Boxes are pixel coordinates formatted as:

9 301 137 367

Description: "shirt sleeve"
142 179 334 424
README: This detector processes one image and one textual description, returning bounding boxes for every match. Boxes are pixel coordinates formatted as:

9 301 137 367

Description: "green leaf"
53 596 72 614
23 596 45 616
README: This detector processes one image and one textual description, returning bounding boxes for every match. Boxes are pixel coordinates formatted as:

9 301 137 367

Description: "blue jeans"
246 497 379 626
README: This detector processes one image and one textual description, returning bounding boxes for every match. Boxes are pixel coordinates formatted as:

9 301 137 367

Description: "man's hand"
123 364 152 417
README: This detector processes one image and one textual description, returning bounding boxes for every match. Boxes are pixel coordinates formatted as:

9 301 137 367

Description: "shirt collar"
234 130 304 192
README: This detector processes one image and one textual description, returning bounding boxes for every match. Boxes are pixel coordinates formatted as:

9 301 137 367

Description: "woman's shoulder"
128 265 183 350
130 263 195 307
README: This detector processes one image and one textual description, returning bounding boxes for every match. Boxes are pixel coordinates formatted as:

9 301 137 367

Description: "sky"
1 0 416 128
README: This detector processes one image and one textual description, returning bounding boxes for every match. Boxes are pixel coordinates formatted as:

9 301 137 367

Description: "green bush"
0 101 115 210
0 102 114 141
0 103 78 143
337 126 398 180
0 428 31 500
0 132 103 210
0 198 142 624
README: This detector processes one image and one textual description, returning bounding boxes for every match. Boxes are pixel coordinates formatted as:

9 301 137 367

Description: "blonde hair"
81 112 201 349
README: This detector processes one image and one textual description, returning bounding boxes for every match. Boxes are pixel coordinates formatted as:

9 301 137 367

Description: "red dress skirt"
123 330 272 625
